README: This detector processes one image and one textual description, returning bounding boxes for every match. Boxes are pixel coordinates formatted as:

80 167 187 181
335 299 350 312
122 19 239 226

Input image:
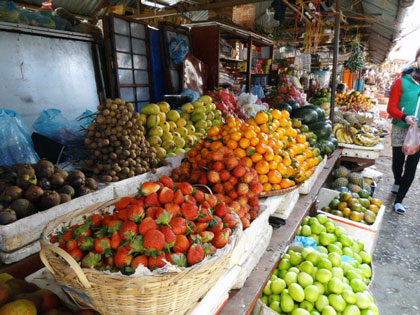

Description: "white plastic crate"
299 156 327 194
269 189 300 220
0 241 40 264
339 143 384 160
317 188 385 254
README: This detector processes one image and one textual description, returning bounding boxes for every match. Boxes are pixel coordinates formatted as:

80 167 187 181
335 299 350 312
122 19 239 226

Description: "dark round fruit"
16 175 37 190
38 178 51 190
59 193 71 204
76 186 91 197
3 185 22 201
55 168 69 180
68 171 86 189
9 199 35 218
40 191 61 210
49 174 65 189
0 208 17 225
58 185 75 197
24 185 44 202
35 159 55 178
16 164 35 177
85 178 97 191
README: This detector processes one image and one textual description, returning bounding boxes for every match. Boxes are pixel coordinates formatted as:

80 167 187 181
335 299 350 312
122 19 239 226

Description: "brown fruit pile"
85 98 166 182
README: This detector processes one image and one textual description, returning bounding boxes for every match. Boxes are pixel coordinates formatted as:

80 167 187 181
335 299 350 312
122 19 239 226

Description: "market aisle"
371 136 420 315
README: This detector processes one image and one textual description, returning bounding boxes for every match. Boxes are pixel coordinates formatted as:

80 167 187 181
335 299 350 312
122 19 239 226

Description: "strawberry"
66 239 78 252
212 230 229 248
131 255 148 269
187 244 204 265
120 221 138 240
105 256 114 267
226 156 239 170
237 183 249 196
117 209 128 221
242 172 254 184
69 248 83 262
196 222 208 233
241 217 250 229
81 252 102 268
94 238 111 254
215 193 226 203
215 202 227 218
148 253 166 270
220 169 231 182
145 192 159 207
159 187 174 204
89 214 103 227
184 195 197 205
188 234 201 245
127 204 145 223
249 209 258 221
115 197 133 210
145 207 156 219
223 181 234 192
105 219 122 233
202 243 217 256
61 231 73 243
193 189 205 203
160 175 173 188
201 200 211 209
169 217 187 235
78 237 94 251
115 246 132 267
207 170 220 184
127 235 144 254
233 166 246 178
181 203 198 221
164 203 181 217
167 253 186 267
179 182 193 195
228 190 238 200
159 226 176 250
187 220 197 234
143 229 165 254
209 245 217 255
155 209 173 226
229 176 238 186
198 175 208 185
173 234 189 253
213 183 224 194
197 207 212 223
49 235 57 244
139 217 158 235
102 214 112 227
212 161 224 172
199 231 214 243
132 196 145 208
208 216 223 234
249 196 259 207
173 189 184 205
140 182 160 196
229 201 241 213
223 227 232 236
111 231 121 249
205 194 218 208
238 195 248 208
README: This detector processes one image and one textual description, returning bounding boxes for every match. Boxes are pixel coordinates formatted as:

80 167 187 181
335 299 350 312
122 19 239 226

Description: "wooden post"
246 36 252 92
330 0 341 122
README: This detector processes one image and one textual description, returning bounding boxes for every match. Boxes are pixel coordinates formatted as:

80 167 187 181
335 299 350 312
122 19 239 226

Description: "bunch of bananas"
333 124 380 147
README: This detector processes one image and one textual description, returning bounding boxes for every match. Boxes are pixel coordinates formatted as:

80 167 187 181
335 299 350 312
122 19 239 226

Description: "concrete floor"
370 136 420 315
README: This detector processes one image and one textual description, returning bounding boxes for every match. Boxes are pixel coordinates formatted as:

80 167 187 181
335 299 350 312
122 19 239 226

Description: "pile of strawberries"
172 146 263 229
50 175 239 274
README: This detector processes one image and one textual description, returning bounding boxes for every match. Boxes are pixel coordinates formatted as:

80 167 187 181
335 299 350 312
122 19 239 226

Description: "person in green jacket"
387 48 420 214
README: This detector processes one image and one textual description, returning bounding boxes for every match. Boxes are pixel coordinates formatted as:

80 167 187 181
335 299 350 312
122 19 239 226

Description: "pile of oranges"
205 109 323 192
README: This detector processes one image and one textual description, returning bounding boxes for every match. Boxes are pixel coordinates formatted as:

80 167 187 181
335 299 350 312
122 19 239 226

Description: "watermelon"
287 100 300 112
308 120 332 139
274 102 293 113
318 139 335 156
293 108 318 125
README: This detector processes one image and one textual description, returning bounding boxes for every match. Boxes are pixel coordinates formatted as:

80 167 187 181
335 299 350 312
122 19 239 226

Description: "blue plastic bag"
0 109 39 167
251 85 265 100
168 35 189 65
32 109 90 144
292 236 318 250
181 89 200 102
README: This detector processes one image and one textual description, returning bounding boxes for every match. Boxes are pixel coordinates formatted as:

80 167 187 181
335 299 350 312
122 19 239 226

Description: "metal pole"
330 0 341 122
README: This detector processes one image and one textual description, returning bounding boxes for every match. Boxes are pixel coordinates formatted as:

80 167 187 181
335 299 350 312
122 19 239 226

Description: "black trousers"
392 146 420 203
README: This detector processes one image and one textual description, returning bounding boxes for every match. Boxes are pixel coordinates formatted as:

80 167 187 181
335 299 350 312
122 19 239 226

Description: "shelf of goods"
219 149 342 315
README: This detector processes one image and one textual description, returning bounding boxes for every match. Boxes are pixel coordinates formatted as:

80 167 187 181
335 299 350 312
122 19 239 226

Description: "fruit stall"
0 1 394 315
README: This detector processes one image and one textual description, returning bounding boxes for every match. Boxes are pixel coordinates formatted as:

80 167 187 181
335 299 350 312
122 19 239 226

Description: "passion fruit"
37 178 51 190
24 185 44 202
59 193 71 204
40 191 61 210
3 186 22 201
54 169 68 180
85 178 97 191
0 208 17 225
10 199 35 218
57 185 75 198
16 164 35 177
49 174 65 189
67 171 85 189
35 160 55 178
76 186 91 197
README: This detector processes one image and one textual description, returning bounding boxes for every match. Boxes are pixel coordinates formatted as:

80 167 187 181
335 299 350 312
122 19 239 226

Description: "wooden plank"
0 254 43 279
220 149 342 315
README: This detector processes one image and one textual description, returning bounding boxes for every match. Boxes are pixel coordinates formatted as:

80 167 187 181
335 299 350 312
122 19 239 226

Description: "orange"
239 138 251 149
274 155 282 164
285 127 297 137
255 160 270 174
246 146 256 156
280 178 295 189
285 167 296 178
304 149 313 158
278 118 289 128
226 116 236 128
273 184 281 191
268 169 282 184
295 154 306 165
294 170 306 183
234 148 246 158
281 110 290 119
260 124 269 133
255 112 269 125
244 129 257 139
204 141 211 148
250 137 260 146
242 157 253 168
263 182 272 192
210 141 223 151
277 163 287 176
231 131 242 142
264 150 275 161
251 152 263 163
258 174 268 184
271 109 282 120
256 143 268 155
207 126 220 137
269 160 278 170
227 139 238 150
296 134 306 144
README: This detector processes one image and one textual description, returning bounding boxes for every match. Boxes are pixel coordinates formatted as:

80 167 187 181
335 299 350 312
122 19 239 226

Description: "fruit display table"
219 149 342 315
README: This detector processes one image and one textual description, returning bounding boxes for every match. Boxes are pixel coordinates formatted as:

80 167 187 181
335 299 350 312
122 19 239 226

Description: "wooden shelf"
219 149 342 315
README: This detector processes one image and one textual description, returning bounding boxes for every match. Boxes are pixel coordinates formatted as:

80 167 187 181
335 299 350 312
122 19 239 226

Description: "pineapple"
348 172 364 185
348 183 362 193
333 166 350 178
333 177 349 188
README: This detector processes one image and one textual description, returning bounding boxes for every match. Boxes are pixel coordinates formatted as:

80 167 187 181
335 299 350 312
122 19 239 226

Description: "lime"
290 267 301 274
300 261 315 275
320 232 332 246
302 247 316 259
270 274 278 281
345 270 361 281
358 264 372 278
302 225 312 236
353 253 362 264
343 247 354 258
316 214 328 224
315 269 332 284
285 271 298 286
341 262 353 274
334 226 346 237
355 292 371 309
328 252 342 267
271 278 287 294
281 293 295 312
311 311 321 315
304 285 320 303
368 304 379 315
361 310 374 315
318 246 329 254
311 234 320 244
339 235 354 247
343 305 361 315
359 252 372 264
298 272 314 288
328 244 343 255
289 283 305 302
260 295 268 305
325 221 336 233
301 300 314 312
328 294 346 312
314 281 325 295
307 251 321 265
315 294 329 312
302 217 310 226
278 270 287 279
269 300 281 313
321 305 337 315
279 258 291 270
318 258 333 270
331 267 344 280
350 278 366 293
263 280 272 295
291 251 303 266
269 294 281 303
328 277 343 294
311 222 324 235
292 308 311 315
342 289 357 305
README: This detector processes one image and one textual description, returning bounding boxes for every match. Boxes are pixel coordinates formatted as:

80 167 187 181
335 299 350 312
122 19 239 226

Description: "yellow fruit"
0 273 13 285
172 132 181 139
186 124 195 134
181 103 194 113
147 136 162 147
139 114 147 125
159 121 170 132
195 120 207 130
162 131 173 141
175 148 185 155
0 299 37 315
199 95 212 105
156 147 166 159
177 127 188 137
184 135 195 147
162 140 176 152
174 137 186 148
176 118 187 128
166 110 180 121
180 112 190 120
141 103 160 115
193 100 204 108
147 114 160 129
158 101 170 113
148 126 163 137
168 121 177 131
157 111 166 122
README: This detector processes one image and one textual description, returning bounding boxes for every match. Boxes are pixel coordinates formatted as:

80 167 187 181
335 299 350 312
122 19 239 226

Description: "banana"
332 124 344 135
344 132 353 144
336 129 346 143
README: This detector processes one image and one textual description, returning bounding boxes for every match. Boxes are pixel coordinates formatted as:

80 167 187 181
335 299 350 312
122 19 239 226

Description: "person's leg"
395 149 420 204
392 146 405 193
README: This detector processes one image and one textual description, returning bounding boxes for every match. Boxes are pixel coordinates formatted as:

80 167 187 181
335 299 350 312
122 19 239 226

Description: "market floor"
370 136 420 315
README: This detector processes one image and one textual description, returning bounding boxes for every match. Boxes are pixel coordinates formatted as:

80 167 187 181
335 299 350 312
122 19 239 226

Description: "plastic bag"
169 35 189 65
0 109 39 167
402 123 419 155
19 9 55 28
32 109 90 144
0 1 20 23
291 236 318 250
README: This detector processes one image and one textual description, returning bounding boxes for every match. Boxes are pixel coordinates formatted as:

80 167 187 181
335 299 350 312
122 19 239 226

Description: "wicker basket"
40 198 242 315
259 184 300 197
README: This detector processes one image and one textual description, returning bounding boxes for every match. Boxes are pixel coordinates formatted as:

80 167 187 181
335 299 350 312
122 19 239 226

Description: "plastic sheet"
0 109 39 167
168 35 189 65
0 1 20 23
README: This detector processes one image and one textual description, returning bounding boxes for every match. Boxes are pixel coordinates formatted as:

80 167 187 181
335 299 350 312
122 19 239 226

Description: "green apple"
306 251 321 265
328 252 342 267
269 294 281 304
263 280 272 295
269 301 281 313
318 258 333 270
302 247 316 259
292 308 311 315
281 293 295 312
304 285 320 303
300 261 315 275
271 278 287 294
316 214 328 224
289 283 305 302
279 258 291 270
315 269 332 284
298 272 314 288
328 294 346 312
290 251 303 266
285 271 298 286
302 225 312 236
325 221 336 233
343 305 361 315
260 295 268 305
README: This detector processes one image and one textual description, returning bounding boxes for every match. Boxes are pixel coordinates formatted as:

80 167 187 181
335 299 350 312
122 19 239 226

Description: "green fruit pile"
331 166 373 195
139 96 223 157
261 215 378 315
320 191 382 225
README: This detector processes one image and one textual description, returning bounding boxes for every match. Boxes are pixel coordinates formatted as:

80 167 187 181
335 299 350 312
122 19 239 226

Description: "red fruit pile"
207 88 248 121
172 146 263 229
50 175 239 275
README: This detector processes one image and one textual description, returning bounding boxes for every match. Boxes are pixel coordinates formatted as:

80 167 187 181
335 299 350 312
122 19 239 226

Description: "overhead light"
141 0 166 9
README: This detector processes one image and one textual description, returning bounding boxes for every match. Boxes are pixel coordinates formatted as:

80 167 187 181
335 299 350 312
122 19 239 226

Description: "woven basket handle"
40 245 92 289
192 184 213 194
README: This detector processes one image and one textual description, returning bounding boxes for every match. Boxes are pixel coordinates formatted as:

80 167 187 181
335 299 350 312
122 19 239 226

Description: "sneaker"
391 184 399 194
393 203 406 215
